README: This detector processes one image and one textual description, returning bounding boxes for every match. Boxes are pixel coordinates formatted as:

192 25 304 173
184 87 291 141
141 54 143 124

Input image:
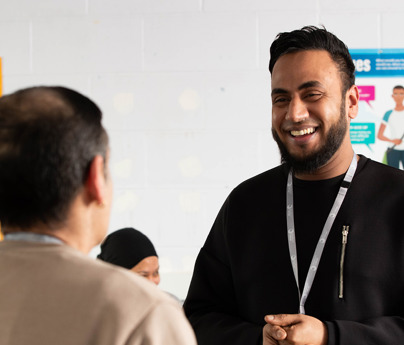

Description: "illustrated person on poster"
377 85 404 168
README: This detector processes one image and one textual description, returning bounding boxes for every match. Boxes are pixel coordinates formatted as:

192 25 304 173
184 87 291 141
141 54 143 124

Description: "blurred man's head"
0 86 111 243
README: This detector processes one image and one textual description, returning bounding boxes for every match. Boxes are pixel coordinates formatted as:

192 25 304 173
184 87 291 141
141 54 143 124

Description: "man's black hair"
0 86 108 230
269 26 355 93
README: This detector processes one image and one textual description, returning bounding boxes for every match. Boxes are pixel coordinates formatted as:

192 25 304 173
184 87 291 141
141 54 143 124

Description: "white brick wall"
0 0 402 299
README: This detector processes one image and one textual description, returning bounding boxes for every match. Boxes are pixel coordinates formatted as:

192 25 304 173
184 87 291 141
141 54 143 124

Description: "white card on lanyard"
286 153 357 314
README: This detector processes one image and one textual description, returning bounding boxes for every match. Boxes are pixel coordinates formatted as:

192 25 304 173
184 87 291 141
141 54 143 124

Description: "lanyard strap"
286 153 357 314
4 232 64 245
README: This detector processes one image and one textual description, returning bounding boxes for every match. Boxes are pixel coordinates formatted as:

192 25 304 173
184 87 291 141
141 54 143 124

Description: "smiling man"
270 49 357 180
184 26 404 345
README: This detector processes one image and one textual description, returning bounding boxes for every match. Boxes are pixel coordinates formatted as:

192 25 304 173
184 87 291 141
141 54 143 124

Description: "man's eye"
273 97 288 104
304 93 322 100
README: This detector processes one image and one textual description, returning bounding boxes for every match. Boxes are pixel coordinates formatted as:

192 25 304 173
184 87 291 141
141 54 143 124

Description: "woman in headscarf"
97 228 160 285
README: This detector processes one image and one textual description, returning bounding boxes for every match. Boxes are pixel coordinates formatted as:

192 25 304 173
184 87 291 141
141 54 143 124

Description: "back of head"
98 228 158 269
269 25 355 93
0 86 108 230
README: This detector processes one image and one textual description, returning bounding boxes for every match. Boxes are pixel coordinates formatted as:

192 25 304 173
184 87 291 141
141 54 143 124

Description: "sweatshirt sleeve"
325 316 404 345
183 199 263 345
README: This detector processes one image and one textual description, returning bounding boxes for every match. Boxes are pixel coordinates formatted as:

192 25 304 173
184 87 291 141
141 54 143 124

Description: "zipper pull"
339 225 349 299
342 226 349 244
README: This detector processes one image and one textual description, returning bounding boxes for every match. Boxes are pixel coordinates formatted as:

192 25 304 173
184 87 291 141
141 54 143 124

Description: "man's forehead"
272 50 334 71
271 50 340 90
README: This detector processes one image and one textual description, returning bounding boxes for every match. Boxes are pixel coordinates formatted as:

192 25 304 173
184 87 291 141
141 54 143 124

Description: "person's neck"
395 104 404 111
294 146 356 181
44 228 95 254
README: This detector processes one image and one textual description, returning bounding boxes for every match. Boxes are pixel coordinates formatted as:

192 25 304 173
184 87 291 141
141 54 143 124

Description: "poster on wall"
350 49 404 169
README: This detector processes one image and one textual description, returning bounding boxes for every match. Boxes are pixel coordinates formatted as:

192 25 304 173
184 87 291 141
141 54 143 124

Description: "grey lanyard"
286 153 357 314
4 232 64 245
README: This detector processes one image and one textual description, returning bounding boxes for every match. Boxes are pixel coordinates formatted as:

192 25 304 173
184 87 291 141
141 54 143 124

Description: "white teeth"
291 128 315 137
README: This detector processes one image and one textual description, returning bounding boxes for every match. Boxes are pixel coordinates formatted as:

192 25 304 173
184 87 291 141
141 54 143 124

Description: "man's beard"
272 102 347 174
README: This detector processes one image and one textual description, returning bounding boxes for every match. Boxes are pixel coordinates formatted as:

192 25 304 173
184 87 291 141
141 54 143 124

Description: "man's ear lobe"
86 155 107 205
347 85 359 120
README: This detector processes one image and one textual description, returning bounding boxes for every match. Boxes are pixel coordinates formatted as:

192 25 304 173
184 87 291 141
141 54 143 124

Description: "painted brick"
0 21 31 75
143 13 257 71
32 16 142 74
204 70 271 130
320 12 380 48
381 13 404 47
204 0 317 11
91 72 206 131
145 131 262 187
0 0 86 18
3 74 91 95
89 0 201 14
320 0 404 11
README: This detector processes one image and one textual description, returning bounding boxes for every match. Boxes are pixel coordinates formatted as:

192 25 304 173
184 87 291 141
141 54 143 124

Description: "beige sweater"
0 241 196 345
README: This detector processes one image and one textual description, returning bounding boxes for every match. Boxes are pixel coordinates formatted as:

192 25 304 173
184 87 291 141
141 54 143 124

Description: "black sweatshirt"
184 156 404 345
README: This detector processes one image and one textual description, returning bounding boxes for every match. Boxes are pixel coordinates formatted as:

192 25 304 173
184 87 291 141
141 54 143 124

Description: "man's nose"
285 98 309 122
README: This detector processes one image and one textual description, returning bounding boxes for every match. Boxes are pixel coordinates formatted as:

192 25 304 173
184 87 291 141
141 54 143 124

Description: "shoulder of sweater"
49 245 179 308
228 164 286 198
358 155 404 181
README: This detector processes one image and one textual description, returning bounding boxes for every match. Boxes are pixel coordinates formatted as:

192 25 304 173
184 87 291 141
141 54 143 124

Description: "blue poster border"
350 48 404 77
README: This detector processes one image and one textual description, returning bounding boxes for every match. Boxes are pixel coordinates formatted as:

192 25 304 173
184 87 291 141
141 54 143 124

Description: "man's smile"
290 127 316 137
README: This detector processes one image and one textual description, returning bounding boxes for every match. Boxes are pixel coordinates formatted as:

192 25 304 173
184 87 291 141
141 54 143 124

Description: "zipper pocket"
339 225 349 299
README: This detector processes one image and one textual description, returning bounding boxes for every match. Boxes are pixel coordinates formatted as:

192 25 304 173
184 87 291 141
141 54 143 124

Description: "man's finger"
263 323 287 341
265 313 301 326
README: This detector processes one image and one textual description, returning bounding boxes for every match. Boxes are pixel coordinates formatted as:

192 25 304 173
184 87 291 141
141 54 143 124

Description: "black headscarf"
97 228 158 269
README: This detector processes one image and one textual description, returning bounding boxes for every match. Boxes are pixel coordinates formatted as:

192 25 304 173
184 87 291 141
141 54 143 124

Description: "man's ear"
86 155 107 206
347 85 359 120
